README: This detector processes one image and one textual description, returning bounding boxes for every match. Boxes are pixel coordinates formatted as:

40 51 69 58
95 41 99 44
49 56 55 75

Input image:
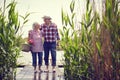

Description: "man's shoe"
53 68 56 73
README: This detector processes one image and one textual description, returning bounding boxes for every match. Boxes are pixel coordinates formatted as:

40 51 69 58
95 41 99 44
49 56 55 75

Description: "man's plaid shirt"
41 23 60 42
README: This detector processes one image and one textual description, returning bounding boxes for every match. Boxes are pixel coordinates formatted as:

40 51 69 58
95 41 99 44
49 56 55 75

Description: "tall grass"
0 0 29 79
60 0 120 80
101 0 120 79
60 0 93 79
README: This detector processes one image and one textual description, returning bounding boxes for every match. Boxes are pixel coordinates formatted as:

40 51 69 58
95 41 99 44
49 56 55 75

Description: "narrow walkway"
16 51 64 80
16 66 64 80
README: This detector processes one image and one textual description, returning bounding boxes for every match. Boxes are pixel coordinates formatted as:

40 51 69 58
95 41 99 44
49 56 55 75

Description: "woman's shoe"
34 66 37 73
38 66 43 73
34 70 37 73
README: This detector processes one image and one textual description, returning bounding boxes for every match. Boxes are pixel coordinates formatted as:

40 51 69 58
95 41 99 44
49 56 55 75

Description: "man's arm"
56 27 60 40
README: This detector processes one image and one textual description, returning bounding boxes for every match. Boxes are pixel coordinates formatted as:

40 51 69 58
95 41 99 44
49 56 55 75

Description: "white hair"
32 22 39 29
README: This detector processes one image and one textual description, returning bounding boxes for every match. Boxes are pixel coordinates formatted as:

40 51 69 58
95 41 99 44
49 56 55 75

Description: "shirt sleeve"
40 24 44 37
28 30 33 40
55 26 60 40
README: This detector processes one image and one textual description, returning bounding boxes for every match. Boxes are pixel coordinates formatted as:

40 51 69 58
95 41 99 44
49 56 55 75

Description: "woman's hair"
32 22 39 29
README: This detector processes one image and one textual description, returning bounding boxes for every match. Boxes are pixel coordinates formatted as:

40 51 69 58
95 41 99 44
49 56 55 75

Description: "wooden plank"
16 65 64 80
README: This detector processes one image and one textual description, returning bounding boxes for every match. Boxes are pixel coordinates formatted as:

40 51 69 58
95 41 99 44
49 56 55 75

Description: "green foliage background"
60 0 120 80
0 0 29 80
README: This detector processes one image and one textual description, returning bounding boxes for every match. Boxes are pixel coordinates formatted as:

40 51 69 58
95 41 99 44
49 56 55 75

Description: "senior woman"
28 22 43 73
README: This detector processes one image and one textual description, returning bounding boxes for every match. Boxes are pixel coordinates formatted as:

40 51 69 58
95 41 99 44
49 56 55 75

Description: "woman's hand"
28 39 34 45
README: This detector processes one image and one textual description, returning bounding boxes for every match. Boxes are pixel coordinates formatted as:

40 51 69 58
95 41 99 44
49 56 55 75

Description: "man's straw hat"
42 16 52 20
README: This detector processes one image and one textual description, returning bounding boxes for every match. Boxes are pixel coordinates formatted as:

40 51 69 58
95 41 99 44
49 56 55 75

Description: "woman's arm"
28 30 34 44
28 30 32 40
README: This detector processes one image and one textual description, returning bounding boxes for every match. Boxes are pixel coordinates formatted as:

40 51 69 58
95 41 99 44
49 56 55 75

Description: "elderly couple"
28 16 60 73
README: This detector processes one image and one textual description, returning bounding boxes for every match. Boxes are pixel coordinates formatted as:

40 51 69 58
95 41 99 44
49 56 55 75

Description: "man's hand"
57 40 60 46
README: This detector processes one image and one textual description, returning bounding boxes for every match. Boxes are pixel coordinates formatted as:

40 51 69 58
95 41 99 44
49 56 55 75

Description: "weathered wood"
16 66 64 80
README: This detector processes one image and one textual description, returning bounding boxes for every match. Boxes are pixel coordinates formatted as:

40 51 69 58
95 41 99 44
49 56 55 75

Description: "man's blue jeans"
43 42 56 66
31 52 43 66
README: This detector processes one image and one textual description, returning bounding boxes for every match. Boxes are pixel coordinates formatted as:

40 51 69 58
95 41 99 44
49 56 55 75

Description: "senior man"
41 16 60 72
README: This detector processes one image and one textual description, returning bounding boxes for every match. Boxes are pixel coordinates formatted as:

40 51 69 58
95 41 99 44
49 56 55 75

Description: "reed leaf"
70 0 75 13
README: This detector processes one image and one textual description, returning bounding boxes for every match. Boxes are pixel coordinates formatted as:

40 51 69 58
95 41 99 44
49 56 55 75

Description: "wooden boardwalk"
16 66 64 80
16 51 64 80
